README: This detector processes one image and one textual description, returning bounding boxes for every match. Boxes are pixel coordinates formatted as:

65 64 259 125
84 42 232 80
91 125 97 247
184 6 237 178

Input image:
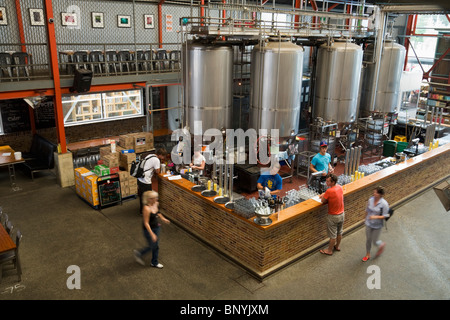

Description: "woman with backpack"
362 186 390 262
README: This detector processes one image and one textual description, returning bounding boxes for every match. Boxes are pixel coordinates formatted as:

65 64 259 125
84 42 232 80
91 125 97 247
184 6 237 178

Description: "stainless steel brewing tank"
360 40 406 116
249 39 304 137
183 42 233 133
313 40 363 124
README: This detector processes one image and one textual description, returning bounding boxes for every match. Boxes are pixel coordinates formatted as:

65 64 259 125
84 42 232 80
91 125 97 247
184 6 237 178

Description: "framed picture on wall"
117 15 131 28
91 12 104 28
144 14 154 29
29 9 45 26
61 12 77 27
0 7 8 26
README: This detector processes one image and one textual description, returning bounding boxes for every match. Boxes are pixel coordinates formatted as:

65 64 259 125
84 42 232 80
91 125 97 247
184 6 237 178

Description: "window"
261 12 289 29
62 89 143 126
406 14 450 72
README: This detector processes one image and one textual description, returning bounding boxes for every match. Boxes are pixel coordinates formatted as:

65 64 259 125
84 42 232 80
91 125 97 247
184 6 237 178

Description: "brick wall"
159 148 450 278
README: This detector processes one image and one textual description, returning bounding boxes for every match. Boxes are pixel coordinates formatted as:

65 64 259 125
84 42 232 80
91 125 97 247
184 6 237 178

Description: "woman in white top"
362 186 390 262
189 150 206 175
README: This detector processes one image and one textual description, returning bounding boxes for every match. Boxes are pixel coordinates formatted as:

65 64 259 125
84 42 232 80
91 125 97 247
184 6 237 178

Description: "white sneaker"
151 263 164 269
133 250 145 266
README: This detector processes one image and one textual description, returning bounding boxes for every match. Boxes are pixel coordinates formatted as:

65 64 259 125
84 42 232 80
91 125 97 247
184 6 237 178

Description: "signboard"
0 100 31 133
97 174 122 208
34 98 56 129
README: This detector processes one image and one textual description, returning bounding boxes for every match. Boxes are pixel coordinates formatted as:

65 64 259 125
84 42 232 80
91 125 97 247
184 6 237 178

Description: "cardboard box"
119 135 134 149
110 166 119 174
130 132 154 153
119 152 136 171
74 169 100 207
102 154 120 168
93 164 110 177
433 181 450 211
118 170 130 182
74 167 90 178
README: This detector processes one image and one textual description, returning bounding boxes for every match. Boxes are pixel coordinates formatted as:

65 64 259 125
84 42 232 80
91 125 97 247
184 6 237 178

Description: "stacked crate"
118 170 138 198
74 167 100 208
99 145 122 174
119 132 154 153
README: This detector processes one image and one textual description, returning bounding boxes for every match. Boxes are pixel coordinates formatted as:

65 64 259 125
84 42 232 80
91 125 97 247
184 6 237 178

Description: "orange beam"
44 0 67 153
222 0 226 26
328 3 339 11
14 0 26 53
201 0 205 26
158 0 166 48
294 0 301 28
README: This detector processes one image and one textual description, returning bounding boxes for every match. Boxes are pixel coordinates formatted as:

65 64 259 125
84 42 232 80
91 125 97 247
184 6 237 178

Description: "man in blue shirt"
257 162 282 196
309 141 334 191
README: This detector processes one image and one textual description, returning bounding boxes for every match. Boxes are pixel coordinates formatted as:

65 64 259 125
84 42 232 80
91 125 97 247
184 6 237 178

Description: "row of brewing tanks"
182 37 406 138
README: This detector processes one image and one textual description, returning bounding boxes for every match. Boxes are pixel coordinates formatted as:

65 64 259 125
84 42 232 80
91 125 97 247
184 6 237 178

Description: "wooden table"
0 223 16 255
0 146 25 191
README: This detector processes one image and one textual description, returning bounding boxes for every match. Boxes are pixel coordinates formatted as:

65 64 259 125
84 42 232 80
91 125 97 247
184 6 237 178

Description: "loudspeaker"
71 69 93 93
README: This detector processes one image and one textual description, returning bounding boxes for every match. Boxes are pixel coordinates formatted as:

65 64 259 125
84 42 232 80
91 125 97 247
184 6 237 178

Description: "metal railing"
0 42 182 83
57 42 182 79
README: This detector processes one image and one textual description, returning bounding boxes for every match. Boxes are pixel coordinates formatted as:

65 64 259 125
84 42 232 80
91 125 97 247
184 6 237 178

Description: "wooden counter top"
159 143 450 230
67 137 120 152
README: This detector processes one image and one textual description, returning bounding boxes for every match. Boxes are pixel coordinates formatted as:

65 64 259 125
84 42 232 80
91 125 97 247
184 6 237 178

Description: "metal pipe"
430 106 435 125
223 158 228 196
349 147 354 175
344 150 349 176
437 107 443 134
356 146 362 173
368 9 386 114
228 162 233 201
218 159 223 192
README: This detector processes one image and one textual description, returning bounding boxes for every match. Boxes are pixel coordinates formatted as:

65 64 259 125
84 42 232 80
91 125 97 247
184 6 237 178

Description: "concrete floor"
0 167 449 302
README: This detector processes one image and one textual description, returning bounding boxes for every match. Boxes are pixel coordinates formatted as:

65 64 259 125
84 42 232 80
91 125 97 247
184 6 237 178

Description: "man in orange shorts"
319 174 344 256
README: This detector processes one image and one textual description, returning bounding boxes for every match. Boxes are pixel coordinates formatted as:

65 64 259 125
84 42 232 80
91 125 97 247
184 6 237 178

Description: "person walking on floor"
362 186 390 262
319 174 344 256
134 190 170 268
137 148 167 215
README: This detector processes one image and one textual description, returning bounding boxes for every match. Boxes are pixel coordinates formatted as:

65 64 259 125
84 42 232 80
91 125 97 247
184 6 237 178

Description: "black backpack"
130 154 156 178
386 208 394 221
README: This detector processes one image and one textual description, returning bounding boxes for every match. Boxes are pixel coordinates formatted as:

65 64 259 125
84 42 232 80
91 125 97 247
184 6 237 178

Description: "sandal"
320 249 333 256
362 256 370 262
334 246 341 251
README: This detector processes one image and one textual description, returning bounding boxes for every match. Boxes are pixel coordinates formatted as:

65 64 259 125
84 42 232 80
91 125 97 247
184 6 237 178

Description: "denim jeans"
139 225 160 266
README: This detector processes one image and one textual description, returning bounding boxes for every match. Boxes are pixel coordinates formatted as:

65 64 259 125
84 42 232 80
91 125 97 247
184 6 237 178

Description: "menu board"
0 100 31 133
34 98 56 129
98 174 122 208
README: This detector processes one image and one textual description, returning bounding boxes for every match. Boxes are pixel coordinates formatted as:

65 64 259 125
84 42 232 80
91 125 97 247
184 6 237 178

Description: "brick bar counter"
158 144 450 279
